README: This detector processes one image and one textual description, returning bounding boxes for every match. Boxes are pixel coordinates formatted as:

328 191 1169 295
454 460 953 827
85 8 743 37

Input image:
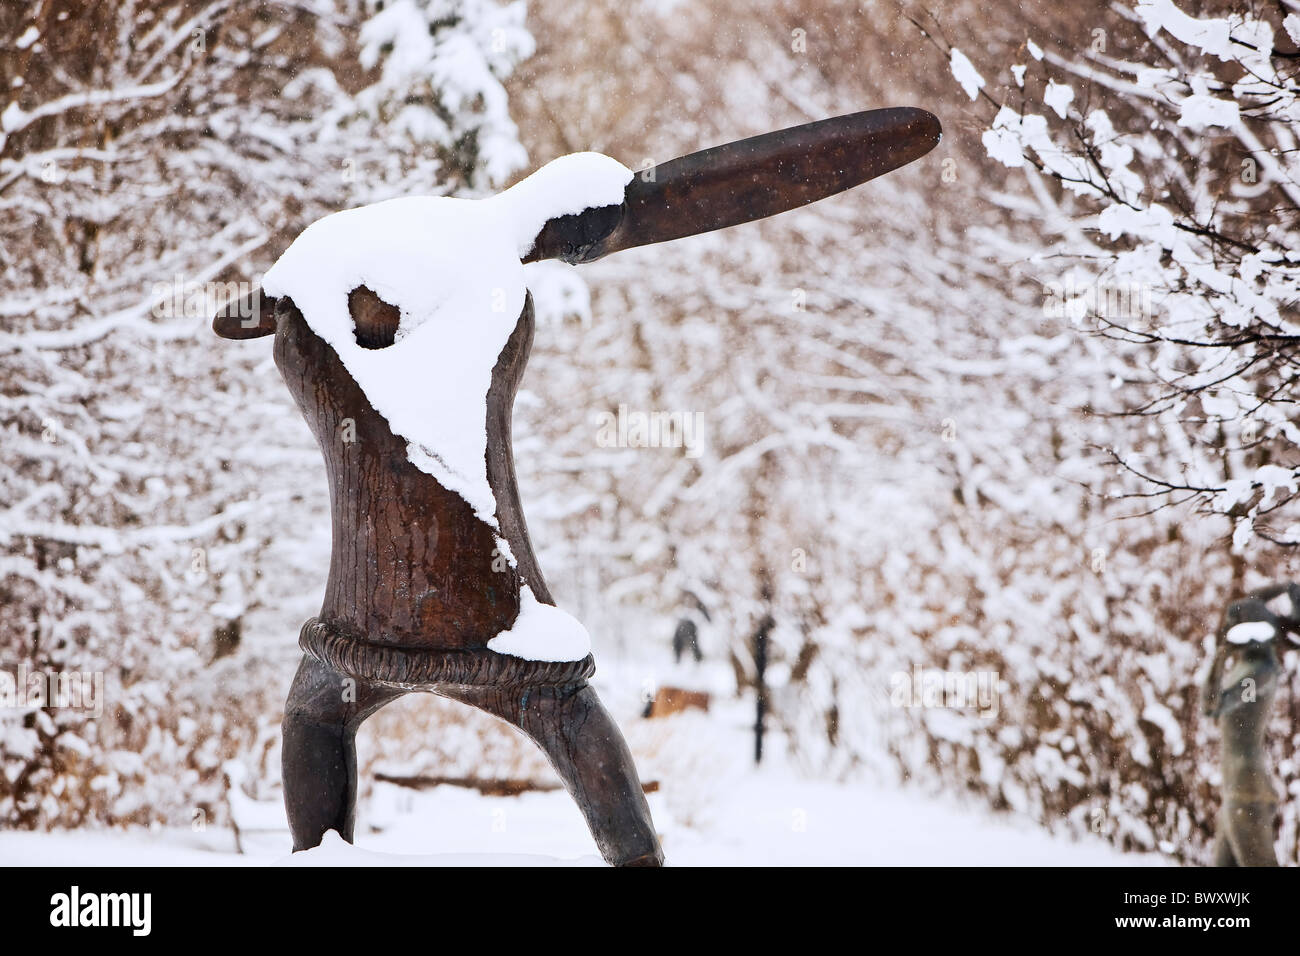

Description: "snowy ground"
0 672 1170 867
0 764 1165 867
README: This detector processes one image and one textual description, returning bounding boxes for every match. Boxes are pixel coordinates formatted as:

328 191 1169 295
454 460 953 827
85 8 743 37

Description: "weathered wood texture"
272 290 594 687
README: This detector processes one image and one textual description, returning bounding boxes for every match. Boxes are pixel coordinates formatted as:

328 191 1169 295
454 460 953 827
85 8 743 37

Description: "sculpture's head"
214 106 941 345
1220 582 1300 646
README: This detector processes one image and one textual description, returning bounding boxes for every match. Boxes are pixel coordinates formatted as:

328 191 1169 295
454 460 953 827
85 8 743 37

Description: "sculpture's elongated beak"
524 106 941 265
215 107 940 338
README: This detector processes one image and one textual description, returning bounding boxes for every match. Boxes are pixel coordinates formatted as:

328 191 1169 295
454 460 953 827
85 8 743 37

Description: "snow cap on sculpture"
1225 621 1276 645
1219 584 1300 647
262 152 632 528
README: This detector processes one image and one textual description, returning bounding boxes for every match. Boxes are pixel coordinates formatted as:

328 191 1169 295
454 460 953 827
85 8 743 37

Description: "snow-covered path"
0 768 1164 867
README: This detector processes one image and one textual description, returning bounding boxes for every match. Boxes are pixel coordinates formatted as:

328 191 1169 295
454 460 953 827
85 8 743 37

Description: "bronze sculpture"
1201 582 1296 867
213 107 940 866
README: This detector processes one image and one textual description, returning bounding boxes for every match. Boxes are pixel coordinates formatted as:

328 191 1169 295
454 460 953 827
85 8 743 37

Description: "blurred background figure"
672 619 701 665
1202 583 1299 867
671 591 711 665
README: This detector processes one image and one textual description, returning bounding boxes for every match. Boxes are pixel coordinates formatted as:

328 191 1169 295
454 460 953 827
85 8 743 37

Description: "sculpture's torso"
272 292 551 652
1216 648 1279 804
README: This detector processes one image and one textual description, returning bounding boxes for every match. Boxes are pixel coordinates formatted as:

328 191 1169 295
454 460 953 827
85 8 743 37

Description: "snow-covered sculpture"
1202 583 1297 867
213 107 940 866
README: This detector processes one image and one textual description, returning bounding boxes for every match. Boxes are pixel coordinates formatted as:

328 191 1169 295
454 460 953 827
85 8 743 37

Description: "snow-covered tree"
913 0 1300 862
937 0 1300 551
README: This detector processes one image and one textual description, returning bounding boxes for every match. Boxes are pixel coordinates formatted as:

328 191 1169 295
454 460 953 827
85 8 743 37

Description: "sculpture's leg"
1223 801 1279 867
442 681 664 867
281 653 403 851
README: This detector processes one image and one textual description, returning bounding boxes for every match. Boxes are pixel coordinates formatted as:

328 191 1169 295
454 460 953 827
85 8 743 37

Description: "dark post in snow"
1202 582 1296 867
213 107 940 866
753 608 774 764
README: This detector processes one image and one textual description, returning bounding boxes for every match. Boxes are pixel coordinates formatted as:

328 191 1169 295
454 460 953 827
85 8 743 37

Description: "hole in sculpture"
349 286 401 349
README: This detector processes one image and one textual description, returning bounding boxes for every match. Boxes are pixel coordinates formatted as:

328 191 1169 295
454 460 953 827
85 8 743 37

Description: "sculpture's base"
282 652 664 866
299 618 596 689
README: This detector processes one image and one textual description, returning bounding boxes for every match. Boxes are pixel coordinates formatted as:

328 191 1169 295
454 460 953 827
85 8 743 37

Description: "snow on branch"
934 2 1300 551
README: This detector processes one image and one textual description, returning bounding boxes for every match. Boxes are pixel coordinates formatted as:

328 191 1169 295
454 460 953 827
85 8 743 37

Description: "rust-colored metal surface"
213 106 941 867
